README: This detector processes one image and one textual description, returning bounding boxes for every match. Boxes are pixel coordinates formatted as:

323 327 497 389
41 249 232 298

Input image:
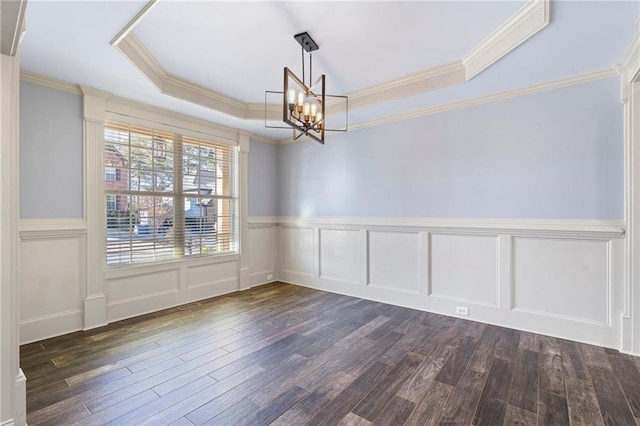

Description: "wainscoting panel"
275 217 626 351
105 255 239 322
107 268 181 303
19 220 87 344
430 234 499 306
513 237 610 324
281 227 314 276
319 228 361 284
248 224 277 286
187 259 238 290
368 230 421 294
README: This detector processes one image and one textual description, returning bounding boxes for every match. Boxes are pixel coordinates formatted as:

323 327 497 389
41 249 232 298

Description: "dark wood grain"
565 377 605 426
352 352 424 421
306 361 393 426
504 404 537 426
20 282 640 426
434 336 477 386
561 340 590 380
472 358 513 426
588 363 637 426
509 349 539 413
538 391 570 426
437 368 487 425
539 336 565 397
404 380 454 426
608 353 640 417
370 395 415 425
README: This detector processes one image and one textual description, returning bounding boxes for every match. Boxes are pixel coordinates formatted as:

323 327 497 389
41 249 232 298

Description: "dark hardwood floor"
21 282 640 425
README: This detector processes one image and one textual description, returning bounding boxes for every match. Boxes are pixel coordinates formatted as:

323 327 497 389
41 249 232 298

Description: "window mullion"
174 134 185 257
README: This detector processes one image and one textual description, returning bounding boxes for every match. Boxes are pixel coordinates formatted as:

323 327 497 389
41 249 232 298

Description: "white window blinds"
104 121 238 266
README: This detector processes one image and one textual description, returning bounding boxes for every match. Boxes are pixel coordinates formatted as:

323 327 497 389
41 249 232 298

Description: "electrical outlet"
456 306 469 316
267 274 274 280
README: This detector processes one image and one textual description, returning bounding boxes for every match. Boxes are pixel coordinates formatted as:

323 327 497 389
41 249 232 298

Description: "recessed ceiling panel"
134 1 526 103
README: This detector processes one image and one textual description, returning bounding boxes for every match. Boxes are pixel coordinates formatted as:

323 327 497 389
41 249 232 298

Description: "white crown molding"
114 31 165 90
463 0 551 79
110 0 551 124
348 61 466 110
0 0 27 57
110 0 159 46
272 216 625 238
106 95 245 144
620 29 640 86
17 71 278 144
20 70 82 95
348 68 618 134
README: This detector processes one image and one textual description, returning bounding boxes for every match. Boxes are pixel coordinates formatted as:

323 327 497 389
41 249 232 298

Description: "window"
104 122 238 266
105 167 117 181
106 194 118 211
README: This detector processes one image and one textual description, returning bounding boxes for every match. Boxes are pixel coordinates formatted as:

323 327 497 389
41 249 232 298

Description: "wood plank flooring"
21 282 640 425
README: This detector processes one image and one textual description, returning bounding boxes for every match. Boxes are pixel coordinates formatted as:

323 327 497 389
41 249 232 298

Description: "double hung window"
104 121 238 266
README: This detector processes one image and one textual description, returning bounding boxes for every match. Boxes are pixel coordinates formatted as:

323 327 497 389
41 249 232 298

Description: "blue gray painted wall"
248 140 279 216
20 81 83 218
278 78 623 219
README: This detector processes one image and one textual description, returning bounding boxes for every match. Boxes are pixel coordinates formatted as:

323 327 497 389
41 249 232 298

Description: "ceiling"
18 1 639 142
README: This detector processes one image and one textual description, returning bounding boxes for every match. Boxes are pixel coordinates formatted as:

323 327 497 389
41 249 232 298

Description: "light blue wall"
248 140 279 216
278 78 623 219
20 81 83 218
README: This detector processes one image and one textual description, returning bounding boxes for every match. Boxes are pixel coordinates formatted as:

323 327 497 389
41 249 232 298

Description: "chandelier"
266 32 348 144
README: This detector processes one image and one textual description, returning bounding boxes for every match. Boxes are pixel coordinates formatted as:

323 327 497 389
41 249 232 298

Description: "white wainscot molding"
429 233 499 307
319 228 361 285
248 219 279 287
281 226 315 278
19 219 87 344
274 216 627 351
105 254 239 322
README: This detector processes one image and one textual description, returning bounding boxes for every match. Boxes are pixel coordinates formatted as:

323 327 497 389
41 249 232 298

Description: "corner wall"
250 76 630 351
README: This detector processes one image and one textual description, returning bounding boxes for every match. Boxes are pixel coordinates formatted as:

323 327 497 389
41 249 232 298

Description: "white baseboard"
270 216 627 351
20 309 83 345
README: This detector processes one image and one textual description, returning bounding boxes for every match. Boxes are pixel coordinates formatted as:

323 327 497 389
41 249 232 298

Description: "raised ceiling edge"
620 28 640 85
279 68 618 144
112 0 550 122
347 68 617 133
463 0 551 79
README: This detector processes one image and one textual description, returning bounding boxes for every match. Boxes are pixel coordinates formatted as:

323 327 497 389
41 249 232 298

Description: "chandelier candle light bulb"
288 89 296 109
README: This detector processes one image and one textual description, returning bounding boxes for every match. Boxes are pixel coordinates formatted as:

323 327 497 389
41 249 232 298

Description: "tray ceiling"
18 1 639 142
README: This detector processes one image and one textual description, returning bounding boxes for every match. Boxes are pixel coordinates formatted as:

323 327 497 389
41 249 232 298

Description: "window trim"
103 120 240 268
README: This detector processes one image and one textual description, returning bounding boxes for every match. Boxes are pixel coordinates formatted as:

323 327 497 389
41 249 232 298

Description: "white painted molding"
20 309 83 344
19 218 86 232
0 52 24 426
620 29 640 86
239 130 251 290
348 68 618 134
80 85 111 122
20 70 82 94
463 0 550 79
114 32 165 91
110 0 159 46
348 61 466 110
105 94 248 144
19 219 87 240
272 216 624 238
248 216 279 227
0 0 27 57
110 0 550 126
